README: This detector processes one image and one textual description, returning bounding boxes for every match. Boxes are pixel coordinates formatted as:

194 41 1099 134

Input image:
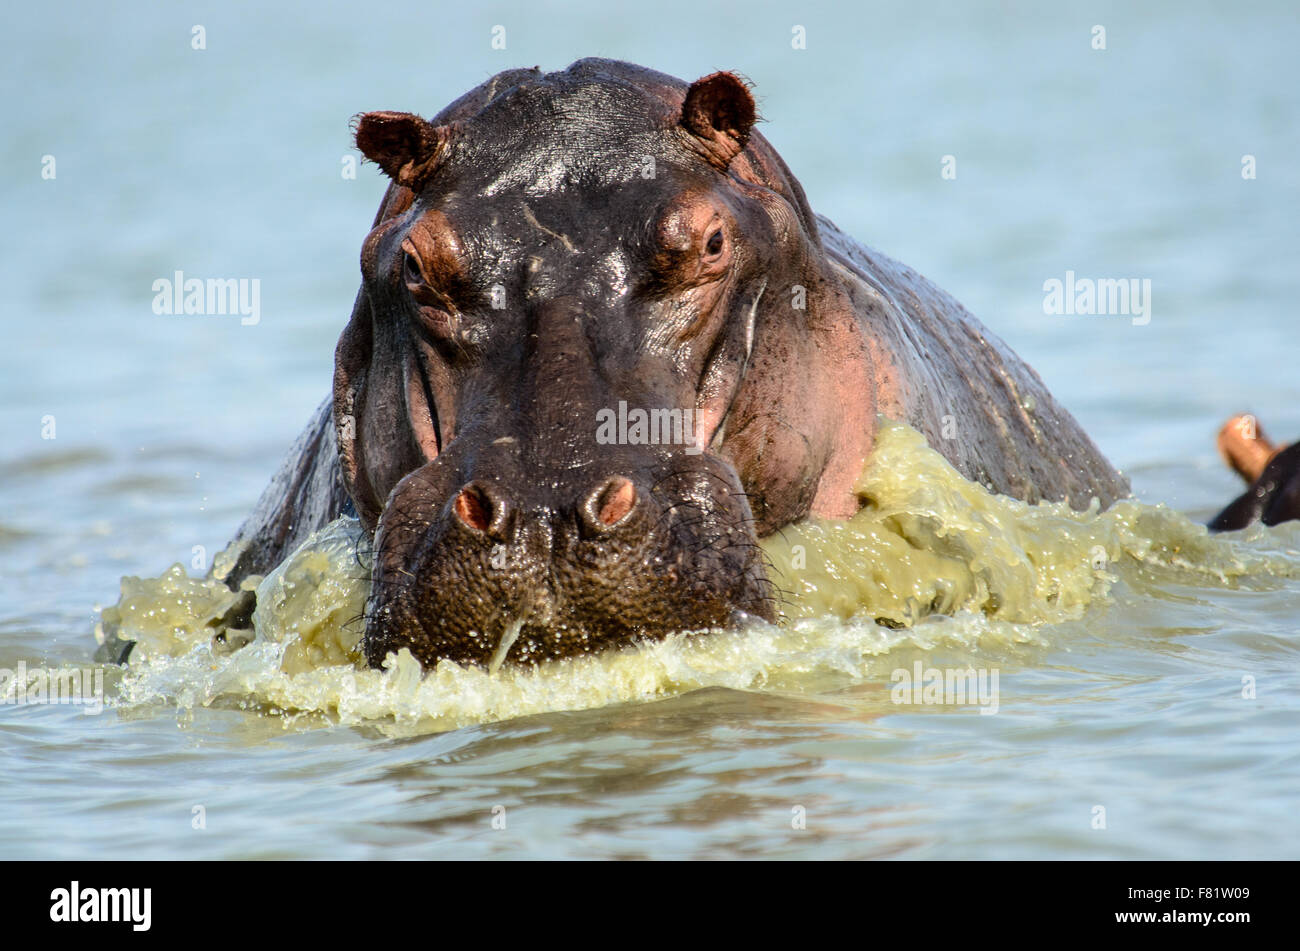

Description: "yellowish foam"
96 518 368 673
762 420 1273 627
102 419 1299 735
250 518 369 674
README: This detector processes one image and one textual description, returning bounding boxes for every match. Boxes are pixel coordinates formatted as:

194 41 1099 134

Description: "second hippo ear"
353 111 452 191
680 72 757 169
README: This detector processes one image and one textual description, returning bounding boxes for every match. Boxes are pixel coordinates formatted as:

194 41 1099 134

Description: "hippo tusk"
488 617 525 674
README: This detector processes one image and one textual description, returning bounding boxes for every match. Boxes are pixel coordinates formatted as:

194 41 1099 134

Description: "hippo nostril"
583 476 638 531
452 484 493 534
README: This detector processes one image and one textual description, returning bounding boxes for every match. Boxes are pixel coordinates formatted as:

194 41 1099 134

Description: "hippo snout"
361 451 774 670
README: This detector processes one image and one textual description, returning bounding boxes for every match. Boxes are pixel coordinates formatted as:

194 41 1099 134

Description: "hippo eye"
403 251 423 285
705 228 725 257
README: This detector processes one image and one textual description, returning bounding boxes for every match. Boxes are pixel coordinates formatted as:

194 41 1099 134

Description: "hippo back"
818 215 1128 509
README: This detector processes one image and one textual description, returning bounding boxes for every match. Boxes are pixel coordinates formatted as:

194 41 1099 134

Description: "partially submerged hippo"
218 57 1148 670
1210 415 1300 530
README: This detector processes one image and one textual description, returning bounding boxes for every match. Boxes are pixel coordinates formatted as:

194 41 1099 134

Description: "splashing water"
98 420 1300 736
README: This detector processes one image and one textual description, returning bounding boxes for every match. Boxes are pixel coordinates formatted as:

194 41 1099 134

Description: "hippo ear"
680 72 757 168
353 111 452 191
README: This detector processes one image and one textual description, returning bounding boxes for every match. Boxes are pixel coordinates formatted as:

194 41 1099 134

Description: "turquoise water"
2 0 1298 859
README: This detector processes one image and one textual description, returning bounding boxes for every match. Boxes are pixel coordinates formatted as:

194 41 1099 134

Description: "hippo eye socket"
403 251 423 285
705 228 725 257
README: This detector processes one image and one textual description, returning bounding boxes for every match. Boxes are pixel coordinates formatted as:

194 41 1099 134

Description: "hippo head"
334 59 874 669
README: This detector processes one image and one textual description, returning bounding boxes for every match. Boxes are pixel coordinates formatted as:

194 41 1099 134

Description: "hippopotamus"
218 57 1148 671
1209 415 1300 530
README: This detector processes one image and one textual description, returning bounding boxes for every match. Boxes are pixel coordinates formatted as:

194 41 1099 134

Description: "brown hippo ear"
353 111 452 191
680 72 757 168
